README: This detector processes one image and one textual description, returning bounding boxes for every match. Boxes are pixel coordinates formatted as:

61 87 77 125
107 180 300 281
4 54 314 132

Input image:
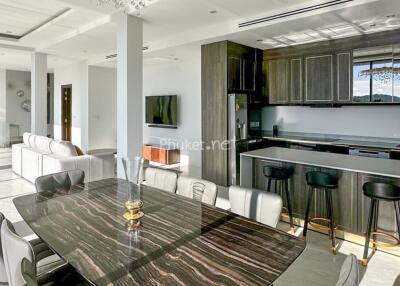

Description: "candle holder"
122 156 145 229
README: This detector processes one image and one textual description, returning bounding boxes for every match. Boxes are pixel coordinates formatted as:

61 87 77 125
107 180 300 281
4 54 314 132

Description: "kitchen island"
240 147 400 252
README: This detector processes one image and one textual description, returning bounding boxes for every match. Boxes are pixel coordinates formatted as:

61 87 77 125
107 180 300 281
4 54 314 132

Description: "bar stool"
361 181 400 266
263 166 294 231
302 171 338 254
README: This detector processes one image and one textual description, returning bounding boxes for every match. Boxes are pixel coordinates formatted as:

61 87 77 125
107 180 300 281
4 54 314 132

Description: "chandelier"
359 66 400 82
97 0 146 14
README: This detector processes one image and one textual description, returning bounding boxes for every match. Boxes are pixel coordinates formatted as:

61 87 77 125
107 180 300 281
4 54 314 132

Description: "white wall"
0 69 6 146
88 66 117 149
262 106 400 138
54 61 88 149
53 51 202 176
5 70 31 136
143 49 202 176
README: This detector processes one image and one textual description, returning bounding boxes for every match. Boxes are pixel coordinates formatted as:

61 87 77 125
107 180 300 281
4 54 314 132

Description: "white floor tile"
0 178 36 199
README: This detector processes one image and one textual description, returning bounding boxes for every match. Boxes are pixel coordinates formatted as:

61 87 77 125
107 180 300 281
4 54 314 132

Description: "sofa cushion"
28 135 36 148
23 133 31 146
31 136 52 154
49 141 78 157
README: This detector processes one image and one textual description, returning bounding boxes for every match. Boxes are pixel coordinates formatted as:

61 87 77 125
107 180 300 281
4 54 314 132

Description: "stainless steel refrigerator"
228 94 248 186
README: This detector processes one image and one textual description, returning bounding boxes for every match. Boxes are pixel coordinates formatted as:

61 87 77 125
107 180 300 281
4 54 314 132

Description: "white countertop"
241 147 400 179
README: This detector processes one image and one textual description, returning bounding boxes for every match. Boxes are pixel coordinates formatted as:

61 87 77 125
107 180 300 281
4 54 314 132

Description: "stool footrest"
370 231 400 248
308 217 338 231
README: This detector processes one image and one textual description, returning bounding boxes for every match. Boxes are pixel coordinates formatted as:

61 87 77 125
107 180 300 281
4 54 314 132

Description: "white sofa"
12 133 114 183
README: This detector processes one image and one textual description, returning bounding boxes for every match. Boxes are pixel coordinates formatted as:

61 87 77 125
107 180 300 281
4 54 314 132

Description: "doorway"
61 85 72 141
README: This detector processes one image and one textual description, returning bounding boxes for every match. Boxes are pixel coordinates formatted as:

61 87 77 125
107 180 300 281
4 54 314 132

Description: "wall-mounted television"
145 95 178 128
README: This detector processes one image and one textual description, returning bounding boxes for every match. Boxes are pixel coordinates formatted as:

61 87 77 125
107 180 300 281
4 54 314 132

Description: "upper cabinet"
290 58 302 103
305 55 333 103
227 42 257 92
266 58 289 104
337 52 352 103
263 29 400 106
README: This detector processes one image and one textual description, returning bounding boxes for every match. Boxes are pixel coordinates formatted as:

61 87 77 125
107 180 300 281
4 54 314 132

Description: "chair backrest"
35 170 85 193
229 186 282 228
0 212 7 283
145 168 178 193
176 176 217 205
1 219 34 286
336 254 359 286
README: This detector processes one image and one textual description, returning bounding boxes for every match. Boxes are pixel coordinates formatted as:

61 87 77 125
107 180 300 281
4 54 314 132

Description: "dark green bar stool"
303 171 338 254
361 182 400 266
263 166 295 232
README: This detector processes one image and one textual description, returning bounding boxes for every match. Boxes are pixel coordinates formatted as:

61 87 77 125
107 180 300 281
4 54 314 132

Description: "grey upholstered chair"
1 218 68 286
144 168 178 193
176 176 217 205
229 186 283 228
336 254 359 286
35 170 85 194
0 212 7 284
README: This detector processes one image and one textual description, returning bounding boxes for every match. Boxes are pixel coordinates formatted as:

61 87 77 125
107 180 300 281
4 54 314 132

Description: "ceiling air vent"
104 47 149 60
239 0 354 28
105 53 117 60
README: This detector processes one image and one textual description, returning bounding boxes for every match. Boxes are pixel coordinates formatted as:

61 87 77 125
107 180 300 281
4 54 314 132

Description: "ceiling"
0 0 399 71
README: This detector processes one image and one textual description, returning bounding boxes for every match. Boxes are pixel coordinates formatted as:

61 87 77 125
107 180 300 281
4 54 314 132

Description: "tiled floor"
0 168 399 286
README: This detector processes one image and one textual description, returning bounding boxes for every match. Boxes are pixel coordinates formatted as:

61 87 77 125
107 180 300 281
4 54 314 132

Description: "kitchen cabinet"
266 58 290 104
305 54 334 102
290 58 302 103
336 52 352 102
254 160 358 233
227 42 256 92
227 56 241 90
202 41 262 186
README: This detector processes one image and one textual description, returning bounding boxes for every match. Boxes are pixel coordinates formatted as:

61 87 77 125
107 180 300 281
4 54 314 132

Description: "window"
353 60 394 103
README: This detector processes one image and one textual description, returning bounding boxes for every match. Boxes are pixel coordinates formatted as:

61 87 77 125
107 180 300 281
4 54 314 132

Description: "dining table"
13 178 306 286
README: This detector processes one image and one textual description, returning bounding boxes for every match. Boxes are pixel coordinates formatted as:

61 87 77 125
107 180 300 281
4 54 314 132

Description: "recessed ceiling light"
369 23 376 27
387 14 396 18
209 10 217 14
6 31 13 34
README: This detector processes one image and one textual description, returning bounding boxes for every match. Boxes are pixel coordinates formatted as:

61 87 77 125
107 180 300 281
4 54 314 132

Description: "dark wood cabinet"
336 52 352 102
202 42 228 186
266 58 290 104
242 58 256 91
305 55 333 102
290 58 302 103
227 42 257 92
254 160 359 233
202 41 262 186
227 56 241 90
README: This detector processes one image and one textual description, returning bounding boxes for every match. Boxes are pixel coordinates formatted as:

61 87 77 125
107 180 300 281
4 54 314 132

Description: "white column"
31 53 47 136
116 14 143 179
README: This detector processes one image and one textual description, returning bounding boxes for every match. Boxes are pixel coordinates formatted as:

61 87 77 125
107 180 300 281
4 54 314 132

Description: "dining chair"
336 254 359 286
1 218 69 286
176 176 217 205
229 186 283 228
0 212 7 283
35 170 85 194
144 167 178 193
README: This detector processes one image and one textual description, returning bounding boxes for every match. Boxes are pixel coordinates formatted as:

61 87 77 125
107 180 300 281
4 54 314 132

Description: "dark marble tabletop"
14 178 305 286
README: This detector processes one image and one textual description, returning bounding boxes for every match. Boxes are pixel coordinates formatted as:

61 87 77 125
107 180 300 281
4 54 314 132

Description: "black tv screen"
145 95 178 126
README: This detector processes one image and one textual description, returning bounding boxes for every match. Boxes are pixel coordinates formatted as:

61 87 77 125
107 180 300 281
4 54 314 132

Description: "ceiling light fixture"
209 10 217 14
97 0 146 14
